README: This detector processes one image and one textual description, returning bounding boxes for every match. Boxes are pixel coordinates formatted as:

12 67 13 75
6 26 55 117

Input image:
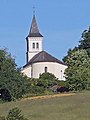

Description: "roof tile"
23 51 67 68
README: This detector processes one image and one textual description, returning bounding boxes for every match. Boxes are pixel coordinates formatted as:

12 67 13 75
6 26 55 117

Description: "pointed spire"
30 15 39 34
27 13 43 38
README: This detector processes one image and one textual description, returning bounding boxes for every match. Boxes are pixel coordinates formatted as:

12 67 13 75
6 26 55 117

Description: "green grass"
0 91 90 120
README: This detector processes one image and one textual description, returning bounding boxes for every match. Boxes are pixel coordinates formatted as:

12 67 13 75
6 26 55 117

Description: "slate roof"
26 15 43 38
23 51 67 68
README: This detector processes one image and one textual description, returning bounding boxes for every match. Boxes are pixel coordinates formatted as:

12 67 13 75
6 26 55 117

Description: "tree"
6 107 28 120
39 72 58 88
64 49 90 91
63 27 90 91
79 27 90 56
0 49 31 100
63 47 78 64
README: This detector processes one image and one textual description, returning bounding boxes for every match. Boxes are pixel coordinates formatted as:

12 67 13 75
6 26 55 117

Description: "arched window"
36 43 39 49
44 67 48 73
32 43 35 49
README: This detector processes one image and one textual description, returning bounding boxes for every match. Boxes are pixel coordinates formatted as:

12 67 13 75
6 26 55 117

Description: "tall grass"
0 91 90 120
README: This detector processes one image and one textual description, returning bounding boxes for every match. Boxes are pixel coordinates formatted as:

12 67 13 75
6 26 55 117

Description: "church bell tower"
26 14 43 63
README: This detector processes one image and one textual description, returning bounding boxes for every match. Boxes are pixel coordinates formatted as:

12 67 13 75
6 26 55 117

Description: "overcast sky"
0 0 90 67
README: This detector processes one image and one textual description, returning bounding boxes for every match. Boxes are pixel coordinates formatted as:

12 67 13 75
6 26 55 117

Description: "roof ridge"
23 51 67 68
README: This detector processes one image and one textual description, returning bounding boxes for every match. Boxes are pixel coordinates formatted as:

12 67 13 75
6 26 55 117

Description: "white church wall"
27 51 39 63
21 65 31 78
54 63 67 81
32 62 67 80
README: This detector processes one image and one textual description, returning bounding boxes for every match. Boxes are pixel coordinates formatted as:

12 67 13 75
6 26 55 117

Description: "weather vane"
33 6 35 15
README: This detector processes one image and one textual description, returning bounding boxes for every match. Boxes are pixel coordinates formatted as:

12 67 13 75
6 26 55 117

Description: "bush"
58 81 67 87
39 72 58 88
29 86 45 94
6 107 28 120
0 107 28 120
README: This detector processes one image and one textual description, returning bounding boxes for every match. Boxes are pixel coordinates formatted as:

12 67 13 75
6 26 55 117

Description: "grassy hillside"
0 92 90 120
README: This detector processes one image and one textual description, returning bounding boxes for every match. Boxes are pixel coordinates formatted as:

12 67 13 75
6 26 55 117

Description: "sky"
0 0 90 67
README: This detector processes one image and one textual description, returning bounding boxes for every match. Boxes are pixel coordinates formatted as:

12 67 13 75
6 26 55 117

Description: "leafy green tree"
64 49 90 91
0 49 31 99
63 47 78 63
79 27 90 56
39 72 58 88
63 27 90 91
37 79 48 88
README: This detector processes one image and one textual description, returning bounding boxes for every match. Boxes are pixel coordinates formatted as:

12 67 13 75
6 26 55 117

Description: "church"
22 14 67 80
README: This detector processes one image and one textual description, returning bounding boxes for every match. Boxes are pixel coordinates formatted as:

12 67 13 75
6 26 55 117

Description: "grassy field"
0 92 90 120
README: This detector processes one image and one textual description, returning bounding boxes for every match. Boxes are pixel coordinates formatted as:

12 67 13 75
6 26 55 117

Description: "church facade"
22 14 67 80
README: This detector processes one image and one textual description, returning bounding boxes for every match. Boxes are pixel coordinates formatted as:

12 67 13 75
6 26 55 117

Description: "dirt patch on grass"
22 93 75 101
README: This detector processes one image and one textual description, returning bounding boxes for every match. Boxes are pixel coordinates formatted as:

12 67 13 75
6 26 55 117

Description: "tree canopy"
0 49 31 99
79 27 90 56
63 27 90 91
39 72 58 88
